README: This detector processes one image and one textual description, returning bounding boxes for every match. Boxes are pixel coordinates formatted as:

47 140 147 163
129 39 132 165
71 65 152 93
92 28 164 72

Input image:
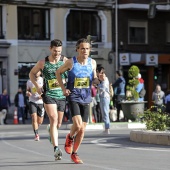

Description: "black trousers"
96 102 102 122
114 95 126 121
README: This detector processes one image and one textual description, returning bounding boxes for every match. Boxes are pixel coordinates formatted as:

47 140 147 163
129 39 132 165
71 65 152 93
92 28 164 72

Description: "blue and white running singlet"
67 56 94 104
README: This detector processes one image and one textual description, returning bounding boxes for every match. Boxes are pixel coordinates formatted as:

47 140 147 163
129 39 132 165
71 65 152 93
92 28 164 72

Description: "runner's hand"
63 89 71 96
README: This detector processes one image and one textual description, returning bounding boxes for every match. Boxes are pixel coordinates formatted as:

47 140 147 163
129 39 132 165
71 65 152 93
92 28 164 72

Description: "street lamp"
108 0 118 70
148 1 157 19
148 0 170 19
115 0 118 70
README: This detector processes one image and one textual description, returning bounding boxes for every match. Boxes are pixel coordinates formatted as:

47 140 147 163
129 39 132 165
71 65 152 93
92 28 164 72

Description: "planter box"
120 101 147 121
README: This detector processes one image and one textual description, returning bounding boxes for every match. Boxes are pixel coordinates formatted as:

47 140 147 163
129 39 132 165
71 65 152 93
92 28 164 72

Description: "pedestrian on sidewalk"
152 84 165 112
97 66 111 134
165 89 170 114
112 70 126 122
95 90 102 122
29 39 68 160
91 82 98 123
26 71 45 141
56 38 99 164
14 87 27 124
0 88 11 124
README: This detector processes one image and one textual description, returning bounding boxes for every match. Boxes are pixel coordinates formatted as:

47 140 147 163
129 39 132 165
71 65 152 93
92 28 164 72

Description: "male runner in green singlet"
29 39 68 160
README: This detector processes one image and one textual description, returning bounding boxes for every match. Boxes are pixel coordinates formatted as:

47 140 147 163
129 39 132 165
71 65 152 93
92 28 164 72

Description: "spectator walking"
56 38 99 164
112 70 126 122
95 89 102 122
165 89 170 114
24 95 29 120
0 89 11 124
29 39 68 160
97 66 111 134
26 71 45 141
136 73 145 102
152 84 165 112
91 83 98 123
14 87 27 124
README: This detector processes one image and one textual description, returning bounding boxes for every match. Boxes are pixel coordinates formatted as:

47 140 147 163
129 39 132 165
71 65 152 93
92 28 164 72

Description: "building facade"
0 0 114 101
115 0 170 107
0 0 170 108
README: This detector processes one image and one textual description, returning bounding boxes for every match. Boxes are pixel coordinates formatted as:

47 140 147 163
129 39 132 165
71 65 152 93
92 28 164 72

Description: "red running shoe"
64 133 73 154
71 153 83 164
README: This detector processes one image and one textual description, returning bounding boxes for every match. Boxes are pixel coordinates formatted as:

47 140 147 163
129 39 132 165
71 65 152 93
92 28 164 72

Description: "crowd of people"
1 38 170 164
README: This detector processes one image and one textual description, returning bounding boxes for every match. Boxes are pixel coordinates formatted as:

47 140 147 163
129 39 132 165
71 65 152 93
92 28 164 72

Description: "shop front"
120 53 170 108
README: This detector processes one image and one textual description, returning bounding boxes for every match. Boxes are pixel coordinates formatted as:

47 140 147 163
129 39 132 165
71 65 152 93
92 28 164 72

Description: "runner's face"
77 42 91 59
50 46 62 59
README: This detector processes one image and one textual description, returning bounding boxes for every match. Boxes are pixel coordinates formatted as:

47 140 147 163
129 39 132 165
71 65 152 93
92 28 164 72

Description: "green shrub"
126 65 140 101
139 106 170 131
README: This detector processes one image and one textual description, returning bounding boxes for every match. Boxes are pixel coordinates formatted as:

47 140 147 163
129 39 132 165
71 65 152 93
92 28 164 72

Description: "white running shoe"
54 148 62 160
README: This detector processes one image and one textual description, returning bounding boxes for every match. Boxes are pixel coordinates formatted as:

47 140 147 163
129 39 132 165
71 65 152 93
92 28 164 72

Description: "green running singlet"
42 56 67 99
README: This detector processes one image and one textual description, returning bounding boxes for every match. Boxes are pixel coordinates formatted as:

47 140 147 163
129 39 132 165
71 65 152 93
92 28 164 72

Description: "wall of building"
0 2 114 101
1 5 18 101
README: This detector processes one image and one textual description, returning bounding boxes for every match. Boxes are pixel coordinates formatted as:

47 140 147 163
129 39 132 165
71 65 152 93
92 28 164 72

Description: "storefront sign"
146 54 158 66
119 53 130 65
131 53 142 63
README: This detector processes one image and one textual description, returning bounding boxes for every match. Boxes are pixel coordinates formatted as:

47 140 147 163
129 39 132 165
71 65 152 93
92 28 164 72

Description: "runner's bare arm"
56 59 72 95
29 60 44 94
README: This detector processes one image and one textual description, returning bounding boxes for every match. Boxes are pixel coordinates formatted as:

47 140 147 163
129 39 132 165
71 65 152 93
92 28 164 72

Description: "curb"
130 130 170 146
63 122 146 130
4 118 146 130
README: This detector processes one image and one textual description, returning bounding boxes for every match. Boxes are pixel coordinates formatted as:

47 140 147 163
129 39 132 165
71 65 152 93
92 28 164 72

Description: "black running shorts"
68 101 89 123
42 95 66 112
29 102 45 117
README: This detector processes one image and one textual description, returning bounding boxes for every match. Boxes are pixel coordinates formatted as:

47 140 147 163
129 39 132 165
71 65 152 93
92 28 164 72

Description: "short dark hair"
116 70 123 76
97 66 105 73
76 38 90 51
50 39 62 47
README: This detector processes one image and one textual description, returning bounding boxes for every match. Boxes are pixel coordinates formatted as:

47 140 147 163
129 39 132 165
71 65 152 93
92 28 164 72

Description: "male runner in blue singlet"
56 38 99 164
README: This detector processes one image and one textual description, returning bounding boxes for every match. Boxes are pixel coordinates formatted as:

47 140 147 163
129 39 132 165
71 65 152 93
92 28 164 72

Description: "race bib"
48 79 60 90
31 87 37 94
74 77 89 88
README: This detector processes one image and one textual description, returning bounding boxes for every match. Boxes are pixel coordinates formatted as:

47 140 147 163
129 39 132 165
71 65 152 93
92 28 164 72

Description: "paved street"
0 122 170 170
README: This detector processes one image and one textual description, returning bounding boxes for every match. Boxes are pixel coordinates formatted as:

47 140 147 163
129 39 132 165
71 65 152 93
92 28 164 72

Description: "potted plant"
120 65 147 121
139 106 170 131
130 106 170 146
126 65 140 100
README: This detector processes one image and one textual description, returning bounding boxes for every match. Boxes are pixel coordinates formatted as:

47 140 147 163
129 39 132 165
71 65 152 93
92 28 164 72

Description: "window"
18 7 50 40
18 63 35 91
166 22 170 43
0 6 4 39
67 10 101 41
128 20 148 44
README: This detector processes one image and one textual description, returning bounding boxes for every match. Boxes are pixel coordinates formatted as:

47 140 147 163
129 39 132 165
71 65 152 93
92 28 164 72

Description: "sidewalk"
4 116 146 130
3 117 170 145
6 104 146 130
